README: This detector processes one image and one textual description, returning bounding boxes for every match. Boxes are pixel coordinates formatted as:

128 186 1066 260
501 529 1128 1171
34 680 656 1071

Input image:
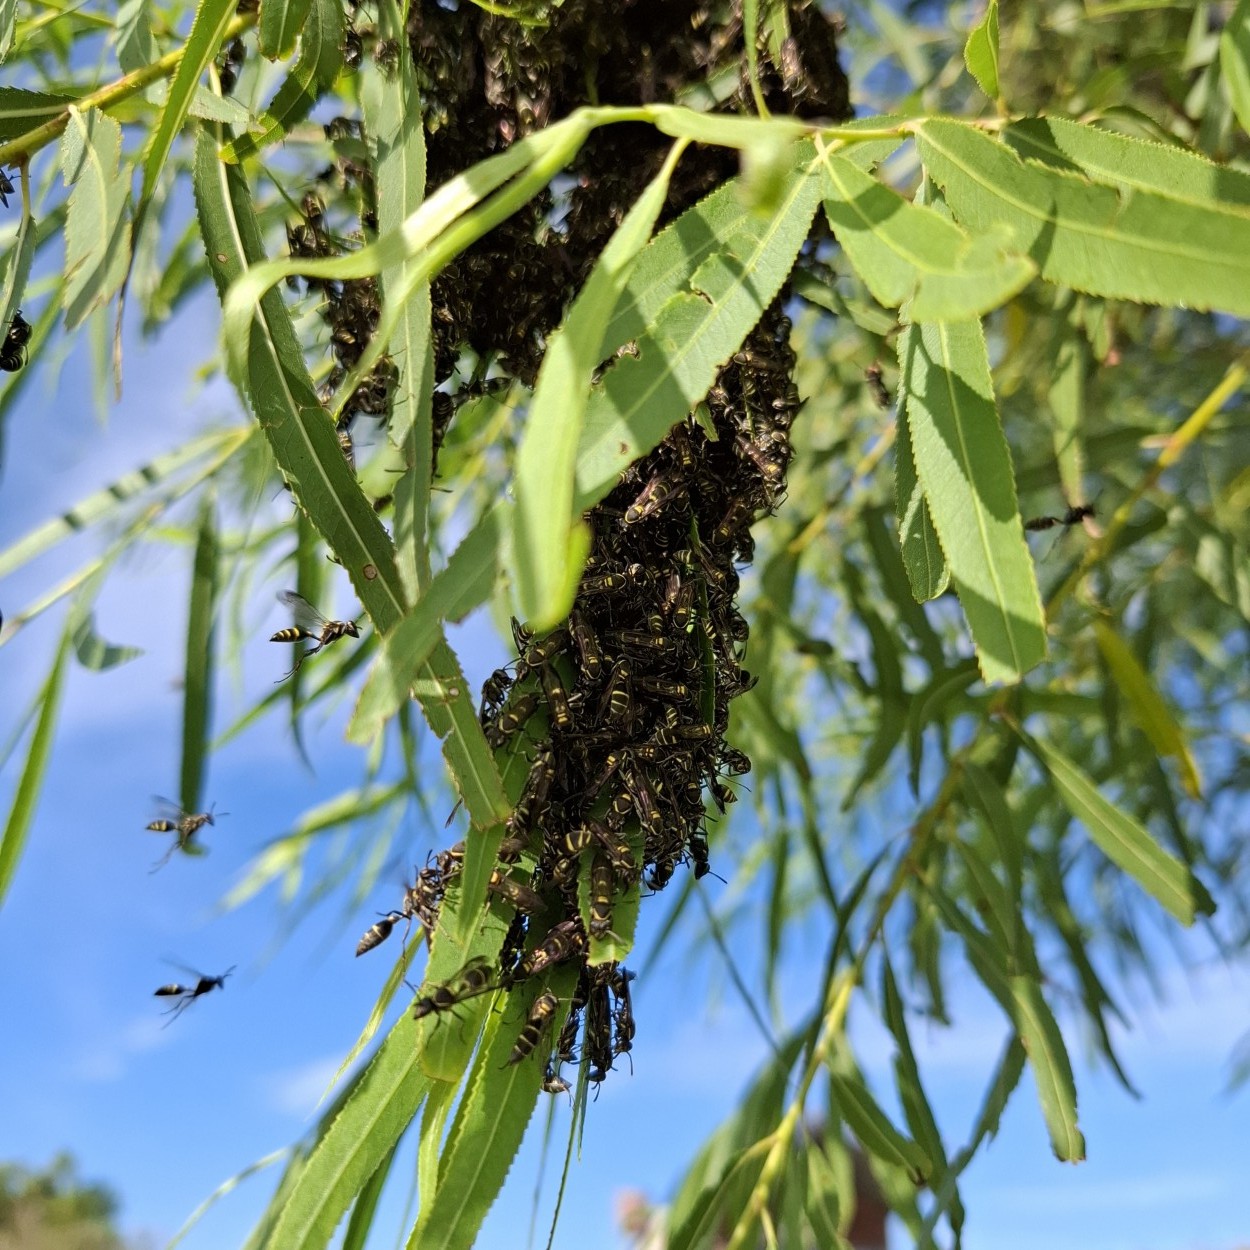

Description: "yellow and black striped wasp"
146 798 225 871
269 590 360 679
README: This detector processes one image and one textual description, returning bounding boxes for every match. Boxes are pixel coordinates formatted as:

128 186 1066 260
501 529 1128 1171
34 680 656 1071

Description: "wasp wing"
277 589 331 631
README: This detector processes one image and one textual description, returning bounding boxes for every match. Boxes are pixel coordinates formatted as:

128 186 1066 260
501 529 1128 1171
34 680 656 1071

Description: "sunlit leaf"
963 0 1000 100
1026 733 1215 924
898 318 1046 682
259 0 313 59
917 118 1250 316
1009 974 1085 1162
60 107 131 329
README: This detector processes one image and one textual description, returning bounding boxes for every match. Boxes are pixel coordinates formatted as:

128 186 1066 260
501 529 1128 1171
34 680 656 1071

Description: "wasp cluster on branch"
334 0 850 1084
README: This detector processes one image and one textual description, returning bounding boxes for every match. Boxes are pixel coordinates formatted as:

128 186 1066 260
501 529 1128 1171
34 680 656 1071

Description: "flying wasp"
507 992 560 1065
153 963 234 1025
1024 502 1096 532
146 798 225 871
269 590 360 678
2 310 31 372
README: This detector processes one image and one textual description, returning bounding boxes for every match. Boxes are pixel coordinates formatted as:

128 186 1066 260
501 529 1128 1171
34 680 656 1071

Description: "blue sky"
2 288 1249 1250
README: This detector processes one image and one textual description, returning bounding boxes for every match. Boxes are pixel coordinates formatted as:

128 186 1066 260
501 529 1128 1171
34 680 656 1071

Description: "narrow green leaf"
416 1078 456 1220
362 0 432 599
804 1146 849 1250
259 0 313 58
139 0 236 218
348 507 503 747
0 88 74 139
818 146 1031 321
180 497 219 815
60 107 132 329
1092 619 1202 798
339 1140 397 1250
1046 313 1087 506
882 959 963 1233
1223 0 1250 137
603 134 899 358
827 1073 931 1184
962 760 1023 903
1009 974 1085 1162
905 662 978 794
0 428 247 580
894 391 948 602
70 612 144 670
0 207 37 347
411 995 548 1250
898 318 1046 682
222 0 342 163
264 1014 430 1250
117 0 157 74
963 0 1000 100
1003 115 1250 210
917 118 1250 316
1025 733 1214 924
0 624 71 908
0 0 15 63
196 128 507 830
515 139 688 628
574 148 822 510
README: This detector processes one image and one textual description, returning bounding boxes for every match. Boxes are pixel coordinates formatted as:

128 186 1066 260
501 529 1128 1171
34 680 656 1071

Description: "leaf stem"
0 10 258 168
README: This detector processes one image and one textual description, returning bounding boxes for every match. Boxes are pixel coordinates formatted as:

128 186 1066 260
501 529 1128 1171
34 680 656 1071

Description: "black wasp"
1024 502 1095 532
0 167 13 209
269 590 360 678
2 310 31 373
146 798 225 870
153 964 235 1025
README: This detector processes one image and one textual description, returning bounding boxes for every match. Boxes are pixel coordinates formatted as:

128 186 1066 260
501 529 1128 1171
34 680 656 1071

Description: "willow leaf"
1009 974 1085 1162
117 0 157 73
139 0 235 215
194 127 506 828
180 496 219 814
0 0 14 62
0 204 36 340
818 146 1031 321
1025 733 1214 924
963 0 1000 99
70 613 143 670
1092 619 1202 799
894 387 948 602
0 428 249 580
0 88 74 139
348 506 503 748
827 1073 930 1184
0 623 70 908
916 118 1250 316
362 0 432 599
1222 1 1250 139
259 0 313 58
899 318 1045 682
515 140 687 629
574 148 822 510
60 107 131 329
222 0 342 164
263 1014 430 1250
1003 115 1250 210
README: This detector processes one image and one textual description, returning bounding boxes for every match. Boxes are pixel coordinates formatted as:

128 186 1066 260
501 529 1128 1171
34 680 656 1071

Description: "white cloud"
262 1054 343 1117
70 1013 175 1083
